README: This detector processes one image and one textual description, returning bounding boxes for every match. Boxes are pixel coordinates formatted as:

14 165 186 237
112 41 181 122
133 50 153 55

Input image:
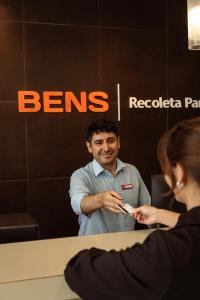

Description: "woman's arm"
132 205 180 227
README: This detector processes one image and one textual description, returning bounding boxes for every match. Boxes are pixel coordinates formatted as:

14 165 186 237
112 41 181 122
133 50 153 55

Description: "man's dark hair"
86 118 119 142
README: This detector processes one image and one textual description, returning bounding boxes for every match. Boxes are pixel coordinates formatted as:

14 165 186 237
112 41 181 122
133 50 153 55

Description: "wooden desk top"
0 229 155 300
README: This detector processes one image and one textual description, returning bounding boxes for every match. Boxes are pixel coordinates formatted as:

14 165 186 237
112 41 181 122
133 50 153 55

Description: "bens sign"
18 91 109 112
17 88 200 118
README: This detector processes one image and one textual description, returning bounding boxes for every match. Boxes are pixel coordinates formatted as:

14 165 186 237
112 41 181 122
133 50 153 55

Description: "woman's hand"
132 205 159 225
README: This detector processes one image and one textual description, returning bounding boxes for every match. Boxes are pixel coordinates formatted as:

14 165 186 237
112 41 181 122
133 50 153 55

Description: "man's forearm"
80 194 103 214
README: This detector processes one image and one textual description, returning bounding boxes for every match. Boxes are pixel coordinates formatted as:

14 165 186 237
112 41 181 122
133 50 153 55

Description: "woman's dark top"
64 206 200 300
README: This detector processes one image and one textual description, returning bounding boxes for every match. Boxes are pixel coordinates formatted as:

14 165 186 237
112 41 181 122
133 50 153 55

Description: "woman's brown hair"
157 117 200 191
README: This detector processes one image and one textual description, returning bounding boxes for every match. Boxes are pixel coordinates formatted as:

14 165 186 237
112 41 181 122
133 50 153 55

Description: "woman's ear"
173 163 185 184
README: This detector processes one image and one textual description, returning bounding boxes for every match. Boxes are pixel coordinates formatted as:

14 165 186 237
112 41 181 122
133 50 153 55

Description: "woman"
64 117 200 300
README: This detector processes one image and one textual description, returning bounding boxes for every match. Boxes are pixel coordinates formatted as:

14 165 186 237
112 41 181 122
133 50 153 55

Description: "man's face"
86 131 120 168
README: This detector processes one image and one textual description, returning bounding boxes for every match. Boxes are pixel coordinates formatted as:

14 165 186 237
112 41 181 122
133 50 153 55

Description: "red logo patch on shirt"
121 184 134 190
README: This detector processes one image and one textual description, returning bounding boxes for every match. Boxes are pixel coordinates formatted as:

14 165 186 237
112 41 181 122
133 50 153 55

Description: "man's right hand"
81 191 124 214
98 190 124 213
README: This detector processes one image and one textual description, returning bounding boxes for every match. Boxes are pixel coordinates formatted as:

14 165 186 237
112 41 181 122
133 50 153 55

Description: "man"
69 118 151 235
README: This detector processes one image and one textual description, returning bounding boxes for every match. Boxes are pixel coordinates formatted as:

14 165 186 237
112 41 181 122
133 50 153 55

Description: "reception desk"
0 229 155 300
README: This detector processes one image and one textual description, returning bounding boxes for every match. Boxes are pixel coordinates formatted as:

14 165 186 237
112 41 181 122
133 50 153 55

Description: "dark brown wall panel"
23 0 98 26
0 0 22 21
100 27 166 100
0 21 24 100
100 0 165 29
29 178 78 238
0 180 27 213
0 102 27 180
24 23 100 90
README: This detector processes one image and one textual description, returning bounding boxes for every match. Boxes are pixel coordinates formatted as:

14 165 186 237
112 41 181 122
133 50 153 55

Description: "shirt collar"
92 158 126 176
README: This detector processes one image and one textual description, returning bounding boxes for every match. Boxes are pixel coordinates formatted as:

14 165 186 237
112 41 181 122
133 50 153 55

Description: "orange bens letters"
89 92 109 112
43 91 63 112
18 91 109 112
18 91 41 112
65 92 87 112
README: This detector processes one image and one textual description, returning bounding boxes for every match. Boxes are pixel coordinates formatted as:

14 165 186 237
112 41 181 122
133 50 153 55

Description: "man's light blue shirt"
69 159 151 235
